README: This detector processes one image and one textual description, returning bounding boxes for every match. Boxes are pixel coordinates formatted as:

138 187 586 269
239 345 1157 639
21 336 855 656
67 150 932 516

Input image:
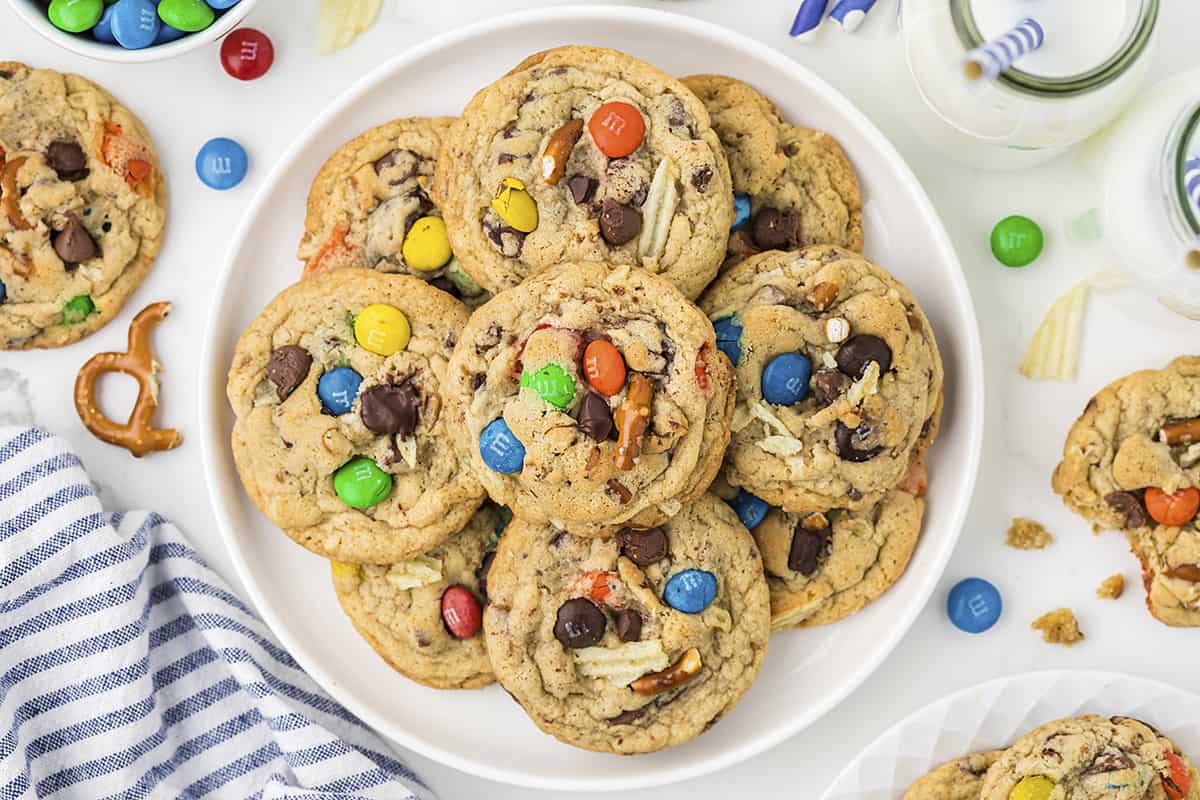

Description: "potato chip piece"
318 0 383 56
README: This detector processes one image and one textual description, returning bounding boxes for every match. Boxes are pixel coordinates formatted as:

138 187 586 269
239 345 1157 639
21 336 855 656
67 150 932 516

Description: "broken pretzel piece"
2 154 32 231
630 647 701 695
614 374 653 471
74 302 182 457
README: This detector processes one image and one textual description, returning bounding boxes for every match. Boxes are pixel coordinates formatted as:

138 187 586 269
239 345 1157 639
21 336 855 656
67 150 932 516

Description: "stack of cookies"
226 45 944 754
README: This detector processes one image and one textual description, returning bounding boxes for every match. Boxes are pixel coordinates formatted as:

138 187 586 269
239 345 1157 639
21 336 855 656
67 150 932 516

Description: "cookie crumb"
1096 574 1125 599
1006 517 1053 550
1032 608 1084 645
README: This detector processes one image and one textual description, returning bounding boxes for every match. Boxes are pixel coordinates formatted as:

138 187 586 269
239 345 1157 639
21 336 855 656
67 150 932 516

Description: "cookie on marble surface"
227 267 486 564
902 750 1003 800
698 245 943 513
979 715 1199 800
0 62 165 349
330 504 502 689
297 116 488 306
481 493 769 754
1131 523 1200 627
681 74 863 266
433 46 733 300
444 261 734 537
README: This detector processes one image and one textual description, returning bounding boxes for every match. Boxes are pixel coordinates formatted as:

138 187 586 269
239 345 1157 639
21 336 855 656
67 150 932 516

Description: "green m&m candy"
990 215 1044 268
62 294 96 324
520 363 576 410
157 0 215 32
48 0 103 33
333 456 392 509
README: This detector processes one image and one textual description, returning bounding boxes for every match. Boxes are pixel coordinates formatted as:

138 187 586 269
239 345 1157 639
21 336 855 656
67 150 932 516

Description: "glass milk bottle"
900 0 1158 169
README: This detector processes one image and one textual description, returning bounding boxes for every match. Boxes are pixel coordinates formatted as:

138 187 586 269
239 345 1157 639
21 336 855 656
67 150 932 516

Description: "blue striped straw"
790 0 829 42
963 17 1046 81
830 0 877 33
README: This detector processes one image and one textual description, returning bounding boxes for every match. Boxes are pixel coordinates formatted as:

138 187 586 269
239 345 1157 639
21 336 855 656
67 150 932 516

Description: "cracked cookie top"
444 261 733 536
0 62 165 349
227 268 485 563
903 751 1003 800
433 46 733 300
481 494 769 754
698 246 943 513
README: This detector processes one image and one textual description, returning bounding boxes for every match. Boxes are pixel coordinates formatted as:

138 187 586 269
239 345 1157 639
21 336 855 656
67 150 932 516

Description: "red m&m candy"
440 585 482 638
588 102 646 158
220 28 274 81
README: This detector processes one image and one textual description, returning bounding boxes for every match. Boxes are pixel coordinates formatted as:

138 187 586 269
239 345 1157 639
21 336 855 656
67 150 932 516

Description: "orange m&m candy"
588 102 646 158
1163 752 1191 800
583 339 626 396
1145 486 1200 526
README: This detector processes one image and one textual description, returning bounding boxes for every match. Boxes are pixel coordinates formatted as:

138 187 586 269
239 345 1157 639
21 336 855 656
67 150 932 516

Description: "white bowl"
198 5 985 791
7 0 259 63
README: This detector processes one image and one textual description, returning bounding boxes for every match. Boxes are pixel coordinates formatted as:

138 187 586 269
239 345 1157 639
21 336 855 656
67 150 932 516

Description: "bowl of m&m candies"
10 0 260 62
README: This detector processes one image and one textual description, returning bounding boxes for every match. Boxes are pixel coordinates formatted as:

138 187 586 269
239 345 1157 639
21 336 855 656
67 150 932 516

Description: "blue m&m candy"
480 418 525 474
92 3 117 42
947 578 1002 633
761 352 812 405
196 137 248 190
154 23 188 44
728 490 768 530
664 569 718 613
713 316 743 366
206 0 244 8
732 192 751 231
111 0 161 50
317 367 362 416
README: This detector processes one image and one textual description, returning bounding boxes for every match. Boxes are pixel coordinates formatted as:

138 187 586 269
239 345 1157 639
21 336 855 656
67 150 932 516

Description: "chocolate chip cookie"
330 504 503 689
902 750 1003 800
297 116 487 305
752 484 924 629
681 74 863 267
444 262 734 537
482 493 769 754
979 715 1199 800
0 62 165 349
698 246 943 513
433 46 734 300
227 267 486 563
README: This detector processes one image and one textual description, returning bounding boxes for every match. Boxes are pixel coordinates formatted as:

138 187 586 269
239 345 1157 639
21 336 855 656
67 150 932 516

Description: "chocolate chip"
0 71 11 80
1104 491 1148 529
429 276 459 298
667 97 689 128
605 159 649 207
606 478 632 504
497 153 516 164
53 213 96 265
577 392 613 441
836 334 893 378
599 199 642 245
482 218 525 257
360 383 420 437
477 551 496 600
608 707 646 725
835 421 883 462
373 149 419 184
471 373 486 390
553 597 606 648
549 530 570 548
1085 748 1134 774
266 345 312 401
46 140 88 181
751 207 799 250
1166 564 1200 582
616 527 668 567
690 166 712 193
812 369 850 406
567 174 597 205
789 514 832 575
615 609 642 642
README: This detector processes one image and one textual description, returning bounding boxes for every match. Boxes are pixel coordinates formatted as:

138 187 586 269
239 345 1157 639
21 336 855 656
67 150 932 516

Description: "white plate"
199 6 984 791
821 670 1200 799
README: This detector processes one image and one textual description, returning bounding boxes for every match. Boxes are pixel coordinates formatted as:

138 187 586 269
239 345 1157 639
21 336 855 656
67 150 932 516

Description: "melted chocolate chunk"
836 334 893 378
566 174 597 205
788 515 832 575
599 199 642 246
265 345 312 401
577 392 614 441
835 421 883 463
690 165 713 193
1104 491 1148 529
46 140 89 181
616 527 668 566
553 597 606 649
360 383 421 437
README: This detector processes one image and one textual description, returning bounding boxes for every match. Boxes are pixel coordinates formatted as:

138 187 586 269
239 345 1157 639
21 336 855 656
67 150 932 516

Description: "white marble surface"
1 1 1198 797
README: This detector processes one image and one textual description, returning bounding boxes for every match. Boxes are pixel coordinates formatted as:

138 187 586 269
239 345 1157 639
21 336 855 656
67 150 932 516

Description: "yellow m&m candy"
491 177 538 233
1009 776 1054 800
354 304 411 356
402 216 452 272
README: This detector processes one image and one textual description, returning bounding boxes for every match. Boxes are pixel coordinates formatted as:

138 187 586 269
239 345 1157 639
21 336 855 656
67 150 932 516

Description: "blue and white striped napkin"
0 426 432 800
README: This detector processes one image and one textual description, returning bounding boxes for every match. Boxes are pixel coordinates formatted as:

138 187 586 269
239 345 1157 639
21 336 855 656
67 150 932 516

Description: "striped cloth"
0 427 432 800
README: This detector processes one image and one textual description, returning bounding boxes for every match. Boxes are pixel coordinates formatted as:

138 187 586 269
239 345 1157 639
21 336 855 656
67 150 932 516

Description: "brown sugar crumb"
1006 517 1054 550
1096 574 1125 599
1032 608 1084 645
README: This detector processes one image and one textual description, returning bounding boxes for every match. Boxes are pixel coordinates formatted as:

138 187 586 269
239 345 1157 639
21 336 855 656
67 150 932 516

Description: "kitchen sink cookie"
1053 357 1200 534
681 74 863 267
482 494 769 754
330 504 503 689
0 62 165 349
227 268 486 563
979 715 1199 800
902 750 1003 800
444 262 734 537
698 245 943 513
433 45 734 300
297 116 487 306
1131 523 1200 627
752 484 924 629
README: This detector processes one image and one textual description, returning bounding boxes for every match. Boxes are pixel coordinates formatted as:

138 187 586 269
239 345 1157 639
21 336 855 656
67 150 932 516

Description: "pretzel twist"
74 302 182 457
